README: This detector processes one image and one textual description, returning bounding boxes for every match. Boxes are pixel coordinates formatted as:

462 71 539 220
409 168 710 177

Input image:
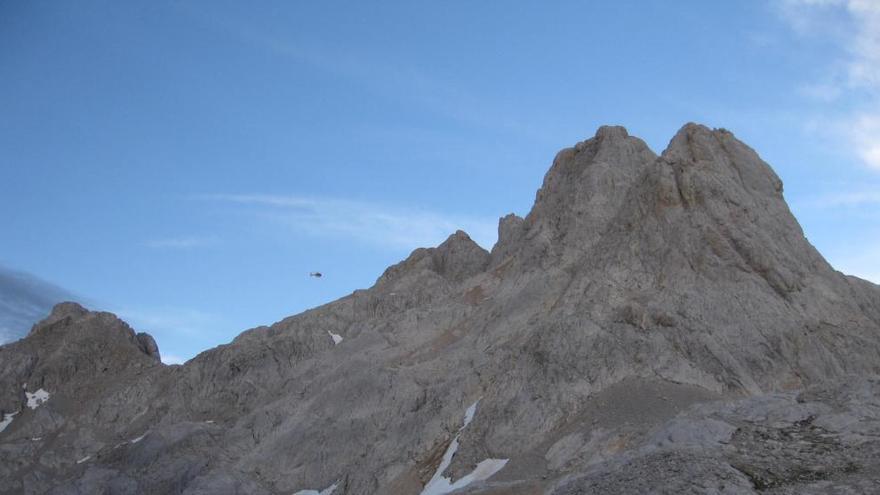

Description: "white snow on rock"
76 455 91 464
420 399 509 495
292 481 338 495
463 400 478 427
0 411 18 433
328 331 343 345
26 389 50 409
130 434 146 444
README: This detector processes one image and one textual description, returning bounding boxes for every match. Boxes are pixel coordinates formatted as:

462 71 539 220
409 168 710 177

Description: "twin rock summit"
2 124 880 494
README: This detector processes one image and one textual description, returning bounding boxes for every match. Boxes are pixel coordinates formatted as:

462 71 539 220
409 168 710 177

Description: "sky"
1 0 879 364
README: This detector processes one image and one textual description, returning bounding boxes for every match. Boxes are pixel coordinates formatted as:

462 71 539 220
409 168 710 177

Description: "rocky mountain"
1 123 879 494
0 266 79 346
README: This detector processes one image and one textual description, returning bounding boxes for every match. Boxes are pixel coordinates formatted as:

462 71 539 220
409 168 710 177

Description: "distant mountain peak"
34 301 89 329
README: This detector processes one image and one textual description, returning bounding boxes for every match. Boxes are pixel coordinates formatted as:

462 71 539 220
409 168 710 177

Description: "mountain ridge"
2 123 880 494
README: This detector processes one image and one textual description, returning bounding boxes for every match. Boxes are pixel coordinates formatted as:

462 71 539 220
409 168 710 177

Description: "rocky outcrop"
551 376 880 495
1 302 160 404
135 333 161 361
1 124 879 494
0 303 162 492
379 230 490 285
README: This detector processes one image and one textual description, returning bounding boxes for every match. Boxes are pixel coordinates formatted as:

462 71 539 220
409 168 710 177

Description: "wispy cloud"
114 307 219 337
179 5 554 144
198 193 498 251
797 82 843 102
778 0 880 170
145 236 218 249
851 113 880 169
802 190 880 208
0 265 84 344
778 0 853 35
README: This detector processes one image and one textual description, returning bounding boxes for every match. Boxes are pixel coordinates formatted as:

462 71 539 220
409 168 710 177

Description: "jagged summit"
33 301 90 329
2 124 879 495
662 123 784 197
379 229 489 285
488 123 805 284
27 302 160 359
593 124 629 140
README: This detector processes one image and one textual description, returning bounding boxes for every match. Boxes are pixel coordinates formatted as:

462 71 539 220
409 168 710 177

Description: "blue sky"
2 0 879 363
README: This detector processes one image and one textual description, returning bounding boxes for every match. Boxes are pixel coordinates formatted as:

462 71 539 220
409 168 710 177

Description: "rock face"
1 123 879 494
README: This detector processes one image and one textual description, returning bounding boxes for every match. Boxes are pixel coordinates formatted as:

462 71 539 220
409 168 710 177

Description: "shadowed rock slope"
2 124 879 494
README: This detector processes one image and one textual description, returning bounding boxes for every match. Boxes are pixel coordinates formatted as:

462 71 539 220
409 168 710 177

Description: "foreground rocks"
1 123 879 494
550 377 880 495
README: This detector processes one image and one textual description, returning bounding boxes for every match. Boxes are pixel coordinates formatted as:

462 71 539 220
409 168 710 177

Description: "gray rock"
136 333 161 362
2 123 880 494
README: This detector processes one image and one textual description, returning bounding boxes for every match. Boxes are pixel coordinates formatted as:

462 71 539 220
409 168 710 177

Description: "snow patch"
130 434 146 444
31 437 41 441
328 331 343 345
463 399 479 427
76 455 91 464
446 458 508 489
292 481 338 495
420 399 509 495
0 411 18 433
26 389 50 409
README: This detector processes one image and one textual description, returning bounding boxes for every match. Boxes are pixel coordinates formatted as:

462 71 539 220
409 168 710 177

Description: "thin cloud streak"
145 236 218 249
181 6 556 144
779 0 880 170
797 82 843 102
113 307 219 337
802 190 880 207
198 193 499 251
